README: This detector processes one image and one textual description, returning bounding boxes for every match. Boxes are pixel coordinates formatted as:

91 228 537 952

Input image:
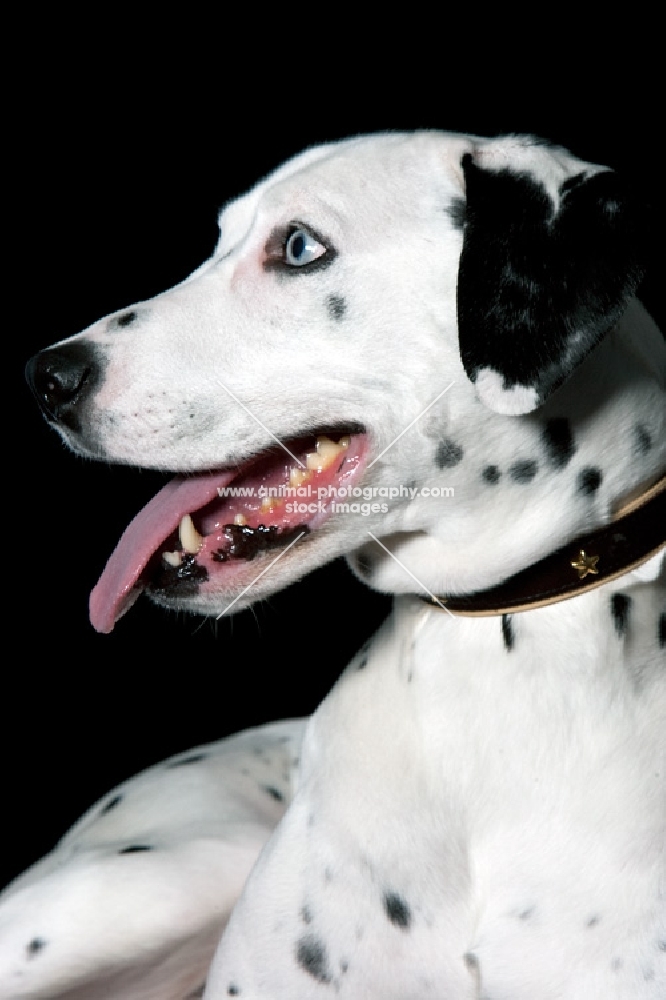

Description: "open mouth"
89 427 369 633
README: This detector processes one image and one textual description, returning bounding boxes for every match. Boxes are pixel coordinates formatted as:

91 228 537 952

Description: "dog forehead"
215 131 470 250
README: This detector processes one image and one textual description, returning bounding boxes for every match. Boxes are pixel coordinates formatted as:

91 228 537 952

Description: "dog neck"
353 300 665 602
422 472 665 617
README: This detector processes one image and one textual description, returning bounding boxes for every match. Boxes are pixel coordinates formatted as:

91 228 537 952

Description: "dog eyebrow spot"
509 460 538 483
99 793 123 816
542 418 576 469
166 752 209 769
227 985 241 996
327 295 347 320
118 844 154 854
111 310 138 329
435 439 463 468
577 467 602 496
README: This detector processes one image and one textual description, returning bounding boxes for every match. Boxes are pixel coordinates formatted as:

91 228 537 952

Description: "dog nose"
25 341 101 429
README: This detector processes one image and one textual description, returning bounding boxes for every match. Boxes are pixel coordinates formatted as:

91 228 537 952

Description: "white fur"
3 132 665 998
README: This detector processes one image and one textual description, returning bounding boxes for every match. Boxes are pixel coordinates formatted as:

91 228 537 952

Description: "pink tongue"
89 470 236 634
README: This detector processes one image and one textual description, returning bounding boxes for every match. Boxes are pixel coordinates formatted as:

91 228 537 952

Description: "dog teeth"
305 436 347 472
289 467 312 488
261 495 283 513
162 550 182 567
179 514 203 554
233 513 248 525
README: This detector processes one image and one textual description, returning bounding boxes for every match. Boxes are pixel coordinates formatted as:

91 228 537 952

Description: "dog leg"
0 719 304 1000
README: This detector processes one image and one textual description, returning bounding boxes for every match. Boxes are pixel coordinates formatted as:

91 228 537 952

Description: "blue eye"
284 227 326 267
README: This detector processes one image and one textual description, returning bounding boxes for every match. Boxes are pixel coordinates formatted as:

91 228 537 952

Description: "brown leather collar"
422 473 665 617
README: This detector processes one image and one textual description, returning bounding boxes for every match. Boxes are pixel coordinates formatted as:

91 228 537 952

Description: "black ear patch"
457 153 645 414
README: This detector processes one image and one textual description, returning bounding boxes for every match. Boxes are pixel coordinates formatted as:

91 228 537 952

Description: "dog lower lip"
149 522 312 597
211 523 311 562
149 552 210 597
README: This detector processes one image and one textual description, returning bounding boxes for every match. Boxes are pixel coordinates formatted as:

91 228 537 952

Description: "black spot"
447 197 467 229
457 159 644 410
578 467 602 496
227 986 241 996
509 460 538 483
587 914 601 928
542 418 576 469
517 906 535 921
634 424 652 454
115 310 137 328
340 959 349 974
463 951 479 969
357 654 368 670
150 552 209 596
560 171 588 195
482 464 501 484
118 844 153 854
301 905 313 924
296 934 332 983
502 614 514 651
167 752 208 769
383 891 411 929
327 295 346 320
263 784 284 802
436 439 463 469
610 593 631 638
99 793 123 815
659 614 665 649
356 553 374 576
611 957 623 972
26 938 46 958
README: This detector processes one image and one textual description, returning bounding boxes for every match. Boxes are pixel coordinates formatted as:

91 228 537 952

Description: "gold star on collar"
570 549 600 579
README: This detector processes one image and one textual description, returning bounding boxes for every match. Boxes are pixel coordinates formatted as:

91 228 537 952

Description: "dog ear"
456 142 645 415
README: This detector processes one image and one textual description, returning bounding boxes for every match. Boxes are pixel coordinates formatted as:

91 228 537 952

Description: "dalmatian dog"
3 131 665 998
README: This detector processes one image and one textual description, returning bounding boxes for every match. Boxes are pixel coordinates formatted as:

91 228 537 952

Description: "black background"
6 35 663 892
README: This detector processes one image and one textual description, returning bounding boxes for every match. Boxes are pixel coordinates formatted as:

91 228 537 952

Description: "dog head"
26 132 661 630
